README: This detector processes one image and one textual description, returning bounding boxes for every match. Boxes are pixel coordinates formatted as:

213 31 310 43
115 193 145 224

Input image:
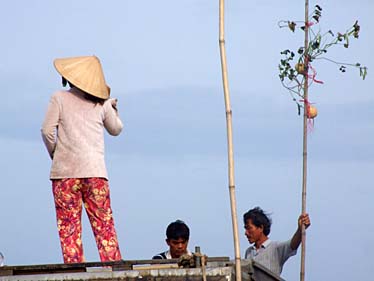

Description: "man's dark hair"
166 220 190 240
243 207 272 236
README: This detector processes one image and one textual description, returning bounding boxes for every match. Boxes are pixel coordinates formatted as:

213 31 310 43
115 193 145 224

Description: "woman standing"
41 56 123 263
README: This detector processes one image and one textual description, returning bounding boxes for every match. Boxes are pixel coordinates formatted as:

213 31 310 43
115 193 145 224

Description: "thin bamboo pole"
300 0 309 281
218 1 242 281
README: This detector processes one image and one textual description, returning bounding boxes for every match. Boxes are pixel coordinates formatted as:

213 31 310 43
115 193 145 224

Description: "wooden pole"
218 1 242 281
300 0 309 281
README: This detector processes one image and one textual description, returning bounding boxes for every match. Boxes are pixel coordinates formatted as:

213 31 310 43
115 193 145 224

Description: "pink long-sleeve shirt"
41 88 123 180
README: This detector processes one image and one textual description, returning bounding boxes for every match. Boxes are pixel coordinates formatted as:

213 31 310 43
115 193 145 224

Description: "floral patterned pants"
52 178 122 263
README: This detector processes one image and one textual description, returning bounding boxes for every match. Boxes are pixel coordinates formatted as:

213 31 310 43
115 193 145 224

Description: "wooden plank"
0 265 234 281
0 269 13 276
0 257 230 276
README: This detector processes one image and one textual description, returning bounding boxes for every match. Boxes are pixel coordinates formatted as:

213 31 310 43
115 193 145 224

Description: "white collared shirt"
244 239 296 275
155 249 192 259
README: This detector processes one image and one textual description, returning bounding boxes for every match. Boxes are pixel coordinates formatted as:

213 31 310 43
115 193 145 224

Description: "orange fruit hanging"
307 105 318 119
295 63 306 74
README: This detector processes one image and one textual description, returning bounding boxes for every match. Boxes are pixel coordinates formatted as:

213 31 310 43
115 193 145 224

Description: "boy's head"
165 220 190 258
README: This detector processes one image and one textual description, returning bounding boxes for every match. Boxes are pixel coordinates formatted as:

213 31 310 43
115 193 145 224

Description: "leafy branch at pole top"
278 4 368 117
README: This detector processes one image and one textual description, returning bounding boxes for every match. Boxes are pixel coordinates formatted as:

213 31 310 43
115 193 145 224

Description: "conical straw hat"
54 56 110 99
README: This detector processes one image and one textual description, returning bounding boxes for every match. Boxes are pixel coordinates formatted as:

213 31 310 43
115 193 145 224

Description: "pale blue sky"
0 1 373 280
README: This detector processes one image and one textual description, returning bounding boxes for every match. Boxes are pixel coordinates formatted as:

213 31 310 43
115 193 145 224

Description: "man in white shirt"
243 207 310 275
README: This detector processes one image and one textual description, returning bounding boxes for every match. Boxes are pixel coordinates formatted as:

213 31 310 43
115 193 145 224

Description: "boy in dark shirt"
153 220 191 259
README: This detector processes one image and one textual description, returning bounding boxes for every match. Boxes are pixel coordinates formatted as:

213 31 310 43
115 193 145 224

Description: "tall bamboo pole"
300 0 309 281
218 1 242 281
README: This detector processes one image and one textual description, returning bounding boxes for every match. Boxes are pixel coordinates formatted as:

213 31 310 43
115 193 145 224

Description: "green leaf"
288 21 296 32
